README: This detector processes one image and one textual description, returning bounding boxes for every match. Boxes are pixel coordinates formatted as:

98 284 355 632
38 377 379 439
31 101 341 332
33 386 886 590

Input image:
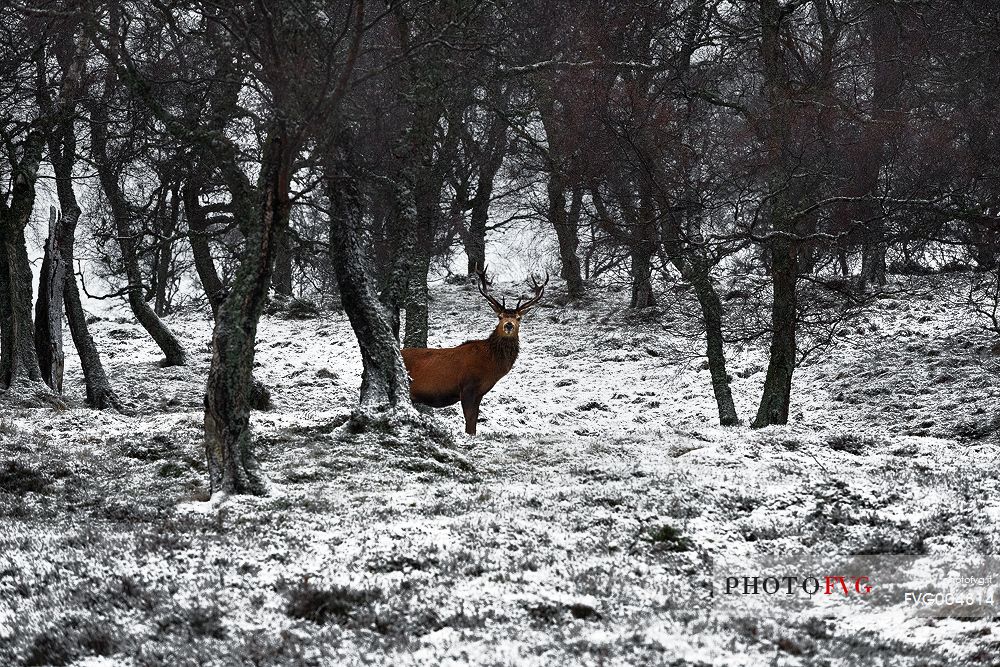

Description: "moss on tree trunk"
203 128 294 496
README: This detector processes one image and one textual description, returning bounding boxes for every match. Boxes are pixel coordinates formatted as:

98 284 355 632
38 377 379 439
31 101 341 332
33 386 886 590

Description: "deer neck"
487 330 519 372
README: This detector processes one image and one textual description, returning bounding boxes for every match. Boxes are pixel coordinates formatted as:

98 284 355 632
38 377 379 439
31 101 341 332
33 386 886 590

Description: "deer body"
402 268 546 435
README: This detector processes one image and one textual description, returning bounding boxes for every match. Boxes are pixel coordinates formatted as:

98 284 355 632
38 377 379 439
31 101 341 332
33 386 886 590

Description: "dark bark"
402 130 444 349
327 157 412 409
969 217 999 271
403 173 433 348
403 258 430 348
752 0 799 428
204 128 294 496
690 273 740 426
391 9 446 350
859 223 887 290
856 1 903 292
0 129 46 390
89 95 187 366
34 207 66 391
752 233 798 428
630 240 655 308
465 198 488 276
659 207 741 426
34 37 81 393
62 210 124 411
37 32 122 409
463 101 509 275
183 182 227 320
271 224 293 296
151 184 180 316
538 95 585 300
547 175 585 299
630 190 657 308
379 180 417 339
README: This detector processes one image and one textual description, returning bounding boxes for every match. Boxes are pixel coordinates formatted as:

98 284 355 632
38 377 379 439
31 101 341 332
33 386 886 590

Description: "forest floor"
1 273 998 666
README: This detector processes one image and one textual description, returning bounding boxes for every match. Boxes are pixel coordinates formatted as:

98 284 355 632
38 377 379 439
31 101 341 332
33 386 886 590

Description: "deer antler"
514 271 549 313
476 264 506 313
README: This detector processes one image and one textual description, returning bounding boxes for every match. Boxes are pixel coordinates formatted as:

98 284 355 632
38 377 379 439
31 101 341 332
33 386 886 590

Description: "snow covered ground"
1 274 998 666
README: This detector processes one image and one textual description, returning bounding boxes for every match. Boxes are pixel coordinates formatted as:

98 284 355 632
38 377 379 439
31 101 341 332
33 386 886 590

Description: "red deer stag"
402 267 548 434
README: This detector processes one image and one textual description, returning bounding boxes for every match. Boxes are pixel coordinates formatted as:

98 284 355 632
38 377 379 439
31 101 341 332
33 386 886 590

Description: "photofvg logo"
707 555 999 618
718 574 872 597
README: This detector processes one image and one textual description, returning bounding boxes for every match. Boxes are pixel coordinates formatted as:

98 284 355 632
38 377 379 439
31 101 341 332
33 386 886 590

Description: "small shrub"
250 379 272 411
120 434 179 462
524 600 563 626
647 524 693 552
266 294 321 319
285 580 382 627
799 616 834 640
940 260 972 273
24 618 118 666
185 606 228 639
0 460 49 494
155 604 228 640
825 432 881 455
285 297 321 319
954 414 1000 440
157 462 189 478
568 602 601 621
24 630 75 667
853 532 927 556
724 288 753 301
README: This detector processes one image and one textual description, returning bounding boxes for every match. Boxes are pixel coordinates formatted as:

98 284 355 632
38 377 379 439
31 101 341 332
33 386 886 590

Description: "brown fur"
402 321 520 434
403 268 547 435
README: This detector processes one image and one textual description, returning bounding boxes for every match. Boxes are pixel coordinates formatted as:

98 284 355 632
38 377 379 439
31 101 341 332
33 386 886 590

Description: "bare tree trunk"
538 95 585 300
969 217 999 271
630 190 657 308
753 231 798 427
37 32 122 409
463 101 509 275
90 95 186 366
378 179 417 339
271 224 293 296
691 275 740 426
630 242 655 308
34 207 65 391
856 0 903 292
204 128 294 496
403 149 442 349
667 0 738 424
548 176 585 299
752 0 799 428
859 224 887 290
62 211 123 411
465 199 488 276
152 184 180 316
327 155 412 409
0 129 46 390
183 182 227 320
660 212 741 426
403 178 433 348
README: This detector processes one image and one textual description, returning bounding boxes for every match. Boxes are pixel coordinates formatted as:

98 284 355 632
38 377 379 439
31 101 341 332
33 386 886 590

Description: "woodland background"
1 2 999 665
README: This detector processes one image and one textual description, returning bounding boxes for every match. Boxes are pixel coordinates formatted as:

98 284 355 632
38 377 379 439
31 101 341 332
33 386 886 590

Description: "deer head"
476 265 549 339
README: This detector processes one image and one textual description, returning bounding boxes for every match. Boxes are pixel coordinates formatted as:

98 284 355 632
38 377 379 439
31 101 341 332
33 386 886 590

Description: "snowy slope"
0 274 997 666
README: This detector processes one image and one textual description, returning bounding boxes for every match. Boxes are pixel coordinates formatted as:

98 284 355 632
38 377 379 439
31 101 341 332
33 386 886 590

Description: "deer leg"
461 393 482 435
